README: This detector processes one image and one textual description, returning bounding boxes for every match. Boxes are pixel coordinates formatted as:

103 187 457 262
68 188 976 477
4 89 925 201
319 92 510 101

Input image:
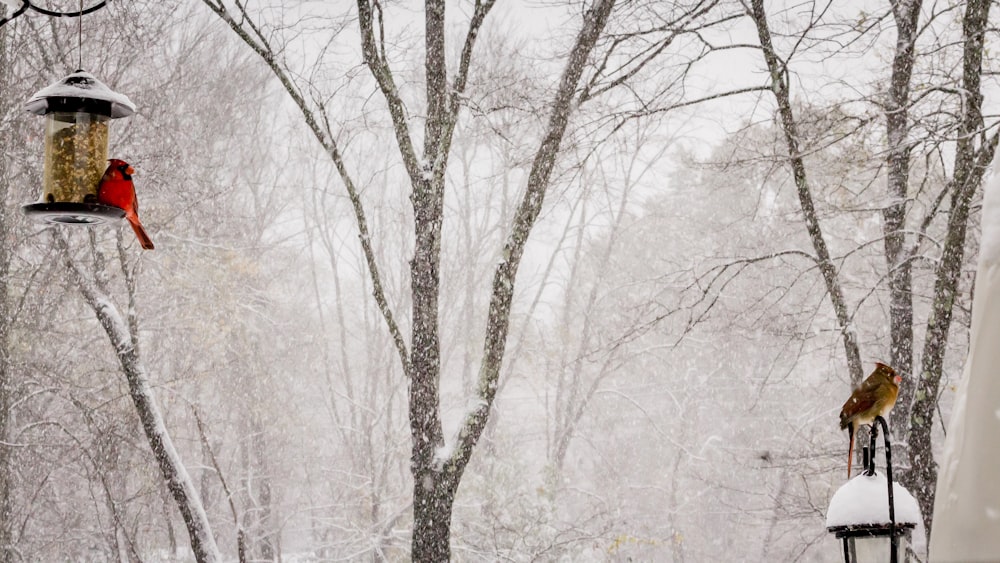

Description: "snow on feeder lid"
827 471 920 563
21 70 135 225
24 70 136 118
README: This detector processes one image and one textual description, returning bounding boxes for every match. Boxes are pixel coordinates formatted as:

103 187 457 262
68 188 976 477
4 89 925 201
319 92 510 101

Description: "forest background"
0 0 996 561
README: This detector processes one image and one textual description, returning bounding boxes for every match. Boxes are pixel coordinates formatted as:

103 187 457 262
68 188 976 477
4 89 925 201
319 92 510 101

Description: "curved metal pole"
28 0 107 18
874 415 898 563
0 0 107 30
866 423 879 476
0 1 30 29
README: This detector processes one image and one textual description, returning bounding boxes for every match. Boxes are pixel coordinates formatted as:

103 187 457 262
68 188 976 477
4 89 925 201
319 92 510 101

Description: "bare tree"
302 153 412 558
745 0 864 384
1 1 320 559
883 0 921 419
198 0 630 557
907 0 998 533
743 0 1000 540
54 233 221 562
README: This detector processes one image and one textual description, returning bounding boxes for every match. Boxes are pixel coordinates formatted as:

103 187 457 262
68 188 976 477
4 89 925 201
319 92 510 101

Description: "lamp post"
21 69 134 224
827 416 921 562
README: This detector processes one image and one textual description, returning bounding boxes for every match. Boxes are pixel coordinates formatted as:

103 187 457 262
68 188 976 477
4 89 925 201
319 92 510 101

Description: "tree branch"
356 0 422 185
53 231 220 563
446 0 618 484
191 405 247 563
747 0 864 384
201 0 411 377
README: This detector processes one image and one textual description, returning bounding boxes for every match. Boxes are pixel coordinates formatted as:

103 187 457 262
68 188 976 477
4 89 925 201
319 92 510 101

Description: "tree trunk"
411 472 458 561
884 0 922 430
249 413 275 561
56 235 221 562
0 27 16 563
906 0 996 537
409 1 616 558
748 0 864 384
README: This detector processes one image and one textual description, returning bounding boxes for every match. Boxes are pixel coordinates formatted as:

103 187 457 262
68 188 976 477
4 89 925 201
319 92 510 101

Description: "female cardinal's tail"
127 216 155 250
846 424 855 478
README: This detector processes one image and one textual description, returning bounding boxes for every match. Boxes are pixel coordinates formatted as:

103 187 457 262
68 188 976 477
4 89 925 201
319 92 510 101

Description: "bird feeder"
826 416 920 563
21 70 135 224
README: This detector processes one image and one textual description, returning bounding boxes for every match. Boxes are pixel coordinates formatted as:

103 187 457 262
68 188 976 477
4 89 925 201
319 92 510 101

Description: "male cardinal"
97 159 154 250
839 362 902 478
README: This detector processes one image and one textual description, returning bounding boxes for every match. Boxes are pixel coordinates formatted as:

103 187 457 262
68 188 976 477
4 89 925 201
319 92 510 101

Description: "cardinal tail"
846 424 855 479
128 217 155 250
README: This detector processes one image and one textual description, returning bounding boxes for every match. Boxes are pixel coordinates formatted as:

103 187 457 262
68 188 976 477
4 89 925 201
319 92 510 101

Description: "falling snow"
0 0 997 561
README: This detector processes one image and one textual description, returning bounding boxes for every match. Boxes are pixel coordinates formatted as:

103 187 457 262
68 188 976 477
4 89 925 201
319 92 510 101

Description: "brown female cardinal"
839 362 902 478
97 159 154 250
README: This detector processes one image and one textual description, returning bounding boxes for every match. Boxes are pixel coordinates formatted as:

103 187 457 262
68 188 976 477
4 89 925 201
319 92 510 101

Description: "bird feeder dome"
24 70 136 118
21 70 135 224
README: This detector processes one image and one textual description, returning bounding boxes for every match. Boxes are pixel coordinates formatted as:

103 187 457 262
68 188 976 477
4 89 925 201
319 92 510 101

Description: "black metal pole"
866 423 879 476
0 0 108 30
875 415 897 563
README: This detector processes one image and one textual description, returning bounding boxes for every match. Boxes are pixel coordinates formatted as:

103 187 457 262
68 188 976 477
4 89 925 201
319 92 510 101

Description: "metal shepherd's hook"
864 415 898 563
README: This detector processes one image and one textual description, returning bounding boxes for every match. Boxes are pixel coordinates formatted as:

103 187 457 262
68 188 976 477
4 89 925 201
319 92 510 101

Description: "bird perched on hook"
839 362 902 478
97 159 154 250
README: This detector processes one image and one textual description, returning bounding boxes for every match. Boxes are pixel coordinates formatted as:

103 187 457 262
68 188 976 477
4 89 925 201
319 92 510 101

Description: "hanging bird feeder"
21 69 135 224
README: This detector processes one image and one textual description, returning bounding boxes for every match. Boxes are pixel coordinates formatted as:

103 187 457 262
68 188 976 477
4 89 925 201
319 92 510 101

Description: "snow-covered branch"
54 232 221 563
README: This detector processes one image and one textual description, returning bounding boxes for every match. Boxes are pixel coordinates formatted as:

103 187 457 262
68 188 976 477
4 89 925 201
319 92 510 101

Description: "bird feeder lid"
24 70 135 118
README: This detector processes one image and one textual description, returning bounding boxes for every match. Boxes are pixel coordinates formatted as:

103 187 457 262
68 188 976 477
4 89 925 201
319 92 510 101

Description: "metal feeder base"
22 202 125 225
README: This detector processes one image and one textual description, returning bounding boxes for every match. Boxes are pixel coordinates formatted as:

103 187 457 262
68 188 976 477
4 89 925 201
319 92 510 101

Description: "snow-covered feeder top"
24 70 135 118
826 471 921 528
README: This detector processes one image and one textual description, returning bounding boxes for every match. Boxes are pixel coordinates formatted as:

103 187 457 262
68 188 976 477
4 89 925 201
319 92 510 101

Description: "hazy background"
0 0 994 560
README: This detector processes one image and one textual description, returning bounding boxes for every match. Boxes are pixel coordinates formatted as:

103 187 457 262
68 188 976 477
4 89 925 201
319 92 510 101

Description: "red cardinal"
97 159 154 250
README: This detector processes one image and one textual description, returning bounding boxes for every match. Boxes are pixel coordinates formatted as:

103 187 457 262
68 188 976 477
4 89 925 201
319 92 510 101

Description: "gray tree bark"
906 0 998 536
747 0 864 384
884 0 921 427
56 234 221 563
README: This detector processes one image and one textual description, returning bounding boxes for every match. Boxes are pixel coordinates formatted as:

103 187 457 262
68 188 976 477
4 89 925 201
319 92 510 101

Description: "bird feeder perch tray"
828 522 916 538
22 202 124 224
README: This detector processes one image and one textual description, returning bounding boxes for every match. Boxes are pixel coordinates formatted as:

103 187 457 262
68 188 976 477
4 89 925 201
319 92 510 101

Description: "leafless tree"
744 0 999 539
54 232 221 562
199 0 727 557
883 0 921 417
745 0 864 384
907 0 998 533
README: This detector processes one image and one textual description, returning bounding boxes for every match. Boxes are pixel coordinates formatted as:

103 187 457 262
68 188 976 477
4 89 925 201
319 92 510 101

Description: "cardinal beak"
125 166 135 176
